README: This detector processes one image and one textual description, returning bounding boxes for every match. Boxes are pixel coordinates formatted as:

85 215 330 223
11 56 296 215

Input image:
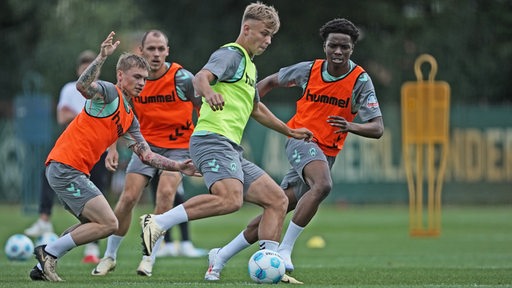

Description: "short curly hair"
319 18 360 44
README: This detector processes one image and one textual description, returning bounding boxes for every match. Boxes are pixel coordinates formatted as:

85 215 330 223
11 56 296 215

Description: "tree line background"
1 0 511 118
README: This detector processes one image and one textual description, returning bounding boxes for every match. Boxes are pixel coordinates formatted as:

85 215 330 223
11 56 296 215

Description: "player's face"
324 33 353 72
245 19 274 57
118 67 148 97
140 34 169 73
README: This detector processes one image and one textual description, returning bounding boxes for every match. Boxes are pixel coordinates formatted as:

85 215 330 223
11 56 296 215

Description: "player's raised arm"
76 31 120 100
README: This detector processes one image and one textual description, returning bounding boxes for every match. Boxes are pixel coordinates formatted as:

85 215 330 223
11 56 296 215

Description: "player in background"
139 2 313 281
92 30 203 277
29 31 199 282
24 50 110 264
203 18 384 283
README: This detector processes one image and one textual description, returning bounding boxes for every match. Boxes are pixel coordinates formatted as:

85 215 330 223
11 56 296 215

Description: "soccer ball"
35 232 59 247
4 234 34 261
248 249 285 284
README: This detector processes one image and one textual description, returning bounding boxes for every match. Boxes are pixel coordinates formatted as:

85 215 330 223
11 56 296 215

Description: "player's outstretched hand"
290 127 313 142
179 159 202 177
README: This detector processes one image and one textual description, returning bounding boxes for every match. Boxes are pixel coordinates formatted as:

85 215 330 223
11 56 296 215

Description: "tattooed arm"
76 31 120 100
130 141 200 176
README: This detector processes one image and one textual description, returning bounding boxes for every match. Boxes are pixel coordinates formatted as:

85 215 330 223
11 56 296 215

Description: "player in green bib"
139 2 312 281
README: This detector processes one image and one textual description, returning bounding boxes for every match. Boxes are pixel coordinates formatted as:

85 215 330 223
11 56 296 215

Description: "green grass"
1 203 511 287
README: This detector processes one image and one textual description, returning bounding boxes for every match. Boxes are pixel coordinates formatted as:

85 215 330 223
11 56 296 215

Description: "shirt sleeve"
202 47 244 82
353 73 382 122
96 81 118 103
277 61 314 89
175 68 202 109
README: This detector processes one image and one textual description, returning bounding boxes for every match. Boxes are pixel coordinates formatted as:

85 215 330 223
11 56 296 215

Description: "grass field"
1 203 511 287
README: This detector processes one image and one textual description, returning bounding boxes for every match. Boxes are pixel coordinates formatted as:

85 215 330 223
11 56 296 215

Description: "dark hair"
319 18 360 44
141 30 169 47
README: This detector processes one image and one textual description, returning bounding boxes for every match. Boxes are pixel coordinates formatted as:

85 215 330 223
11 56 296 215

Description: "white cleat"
140 214 165 256
91 257 116 276
25 219 54 237
278 251 295 273
180 241 208 258
136 256 153 277
204 248 223 281
155 241 178 258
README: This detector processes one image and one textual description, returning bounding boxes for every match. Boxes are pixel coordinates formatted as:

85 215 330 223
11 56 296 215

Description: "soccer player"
92 29 203 277
203 18 384 283
139 2 312 281
29 31 199 282
25 50 109 264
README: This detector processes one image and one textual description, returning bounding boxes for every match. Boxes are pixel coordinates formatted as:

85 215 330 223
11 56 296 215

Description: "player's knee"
102 217 119 236
273 192 288 211
119 191 140 208
312 181 332 199
222 197 243 213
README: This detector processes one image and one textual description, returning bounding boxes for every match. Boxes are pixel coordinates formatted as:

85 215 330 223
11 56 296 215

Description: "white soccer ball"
35 232 59 247
248 249 285 284
4 234 34 261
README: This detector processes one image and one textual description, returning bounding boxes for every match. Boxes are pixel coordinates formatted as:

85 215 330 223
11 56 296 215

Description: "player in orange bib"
29 31 199 282
204 18 384 284
92 30 204 277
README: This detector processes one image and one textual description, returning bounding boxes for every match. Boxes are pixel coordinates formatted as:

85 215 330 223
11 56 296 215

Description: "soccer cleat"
204 248 223 281
180 241 208 258
281 274 304 284
155 241 178 258
83 242 100 263
91 257 116 276
29 265 47 281
140 214 165 256
25 219 54 237
278 251 295 273
34 245 63 282
136 256 153 277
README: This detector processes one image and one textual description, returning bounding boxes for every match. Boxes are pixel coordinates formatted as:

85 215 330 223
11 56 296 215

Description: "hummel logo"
292 149 301 163
208 159 220 172
66 183 81 197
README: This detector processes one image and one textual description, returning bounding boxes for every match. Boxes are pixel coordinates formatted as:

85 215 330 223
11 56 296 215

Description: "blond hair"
116 52 150 72
242 2 280 34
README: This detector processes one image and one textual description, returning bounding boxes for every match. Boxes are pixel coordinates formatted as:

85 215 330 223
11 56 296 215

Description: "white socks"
259 239 279 251
278 221 304 257
154 204 188 230
45 233 76 258
104 234 124 260
217 231 251 267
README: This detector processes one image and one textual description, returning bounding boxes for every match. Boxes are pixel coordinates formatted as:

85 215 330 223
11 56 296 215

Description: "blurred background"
0 0 511 211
